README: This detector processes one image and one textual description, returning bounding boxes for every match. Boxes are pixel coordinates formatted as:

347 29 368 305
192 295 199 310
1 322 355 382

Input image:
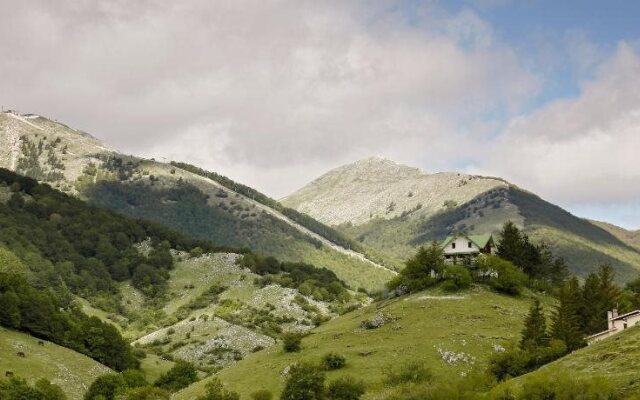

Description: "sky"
1 0 639 229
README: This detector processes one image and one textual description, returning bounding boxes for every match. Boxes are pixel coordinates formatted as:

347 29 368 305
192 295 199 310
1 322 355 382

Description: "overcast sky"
1 0 639 228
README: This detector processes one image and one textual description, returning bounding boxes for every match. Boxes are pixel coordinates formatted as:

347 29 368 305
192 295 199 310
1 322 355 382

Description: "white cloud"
0 0 537 196
477 43 640 211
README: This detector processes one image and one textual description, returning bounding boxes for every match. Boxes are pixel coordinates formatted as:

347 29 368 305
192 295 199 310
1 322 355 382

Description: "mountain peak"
283 157 507 226
326 156 425 183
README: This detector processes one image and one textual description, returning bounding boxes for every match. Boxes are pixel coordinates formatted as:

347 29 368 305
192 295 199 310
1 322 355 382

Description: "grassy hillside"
0 111 394 291
176 286 551 399
0 327 111 400
591 220 640 252
325 180 640 281
502 325 640 397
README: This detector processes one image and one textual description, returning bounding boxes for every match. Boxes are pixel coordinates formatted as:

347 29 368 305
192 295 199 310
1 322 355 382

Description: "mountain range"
283 157 640 282
1 110 640 399
2 110 639 285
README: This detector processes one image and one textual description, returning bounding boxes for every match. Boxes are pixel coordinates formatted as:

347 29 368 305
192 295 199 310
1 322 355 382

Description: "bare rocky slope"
0 111 394 291
283 157 640 281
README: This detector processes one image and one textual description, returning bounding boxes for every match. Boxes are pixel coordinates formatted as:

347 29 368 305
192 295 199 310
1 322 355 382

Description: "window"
468 241 472 248
451 243 456 249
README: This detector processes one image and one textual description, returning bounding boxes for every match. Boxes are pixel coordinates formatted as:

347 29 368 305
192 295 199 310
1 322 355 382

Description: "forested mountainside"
0 111 394 291
283 157 640 281
0 168 367 398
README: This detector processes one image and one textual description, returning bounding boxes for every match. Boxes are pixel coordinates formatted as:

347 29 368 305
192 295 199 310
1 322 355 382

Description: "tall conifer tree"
551 277 585 351
520 298 549 350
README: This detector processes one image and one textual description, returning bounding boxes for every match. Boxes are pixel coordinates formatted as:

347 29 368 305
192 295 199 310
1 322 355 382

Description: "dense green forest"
0 169 234 299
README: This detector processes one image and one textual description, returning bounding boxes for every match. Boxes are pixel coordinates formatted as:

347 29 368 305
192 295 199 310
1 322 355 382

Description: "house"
586 309 640 343
441 234 496 265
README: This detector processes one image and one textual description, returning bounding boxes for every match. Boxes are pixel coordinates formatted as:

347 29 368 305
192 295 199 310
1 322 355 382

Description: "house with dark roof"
441 234 496 265
586 309 640 343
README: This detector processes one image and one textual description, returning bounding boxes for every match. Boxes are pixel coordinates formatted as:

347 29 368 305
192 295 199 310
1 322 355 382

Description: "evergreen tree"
582 265 621 334
581 273 602 334
550 278 585 351
497 221 523 266
520 299 549 350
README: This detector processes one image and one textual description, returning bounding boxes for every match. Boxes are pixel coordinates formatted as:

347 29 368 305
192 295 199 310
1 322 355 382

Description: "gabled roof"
611 310 640 321
441 234 495 249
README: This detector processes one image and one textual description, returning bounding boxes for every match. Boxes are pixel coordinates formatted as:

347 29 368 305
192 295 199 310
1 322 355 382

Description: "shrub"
281 363 325 400
322 353 346 370
154 361 198 392
282 333 303 353
250 389 273 400
488 340 568 381
516 373 616 400
125 386 170 400
84 373 126 400
477 255 527 295
195 378 240 400
384 361 432 386
0 377 67 400
442 265 472 291
327 377 365 400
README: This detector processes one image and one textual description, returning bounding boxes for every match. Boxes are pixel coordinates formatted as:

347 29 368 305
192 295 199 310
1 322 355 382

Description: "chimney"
607 310 614 330
613 309 618 318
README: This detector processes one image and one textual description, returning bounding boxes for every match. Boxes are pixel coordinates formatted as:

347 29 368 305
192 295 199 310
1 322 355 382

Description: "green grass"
0 327 111 400
138 353 175 384
502 325 640 397
175 286 550 399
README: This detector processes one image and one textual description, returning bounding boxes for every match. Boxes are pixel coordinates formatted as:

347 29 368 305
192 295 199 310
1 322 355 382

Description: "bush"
154 361 198 392
488 340 568 381
516 373 616 400
442 265 472 291
282 333 303 353
195 378 240 400
124 386 170 400
477 255 527 295
250 389 273 400
85 374 126 400
327 377 365 400
322 353 346 370
0 378 67 400
384 361 432 386
281 363 325 400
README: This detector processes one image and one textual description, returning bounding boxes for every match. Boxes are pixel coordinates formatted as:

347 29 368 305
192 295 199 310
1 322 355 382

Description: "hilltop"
283 157 640 281
283 157 508 226
0 111 394 291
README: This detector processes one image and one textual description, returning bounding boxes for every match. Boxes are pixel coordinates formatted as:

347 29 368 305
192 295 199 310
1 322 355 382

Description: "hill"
283 157 640 281
0 167 372 379
0 111 395 291
591 220 640 252
502 325 640 397
175 286 550 399
0 327 111 399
